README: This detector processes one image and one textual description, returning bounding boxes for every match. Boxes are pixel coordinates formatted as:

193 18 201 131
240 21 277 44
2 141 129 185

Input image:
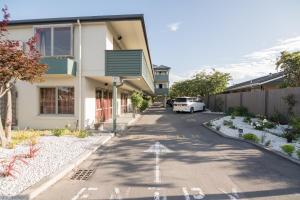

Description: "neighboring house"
153 65 170 96
225 71 284 93
153 65 170 105
5 14 154 130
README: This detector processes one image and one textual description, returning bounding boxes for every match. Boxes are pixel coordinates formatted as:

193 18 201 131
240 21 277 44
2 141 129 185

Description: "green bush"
140 99 149 112
131 92 143 111
52 129 65 137
264 140 271 147
226 106 249 117
289 117 300 136
223 120 233 127
206 121 213 127
76 130 89 138
242 133 260 143
253 121 265 131
281 144 295 156
264 121 276 129
243 116 252 124
297 150 300 159
269 111 288 124
229 124 237 129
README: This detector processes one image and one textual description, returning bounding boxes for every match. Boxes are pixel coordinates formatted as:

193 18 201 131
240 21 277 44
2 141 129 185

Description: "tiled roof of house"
226 71 284 91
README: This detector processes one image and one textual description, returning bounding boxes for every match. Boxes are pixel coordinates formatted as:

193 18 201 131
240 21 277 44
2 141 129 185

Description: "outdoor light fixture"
238 128 243 138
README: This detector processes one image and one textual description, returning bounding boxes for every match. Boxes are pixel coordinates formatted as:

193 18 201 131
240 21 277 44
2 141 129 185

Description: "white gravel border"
209 116 300 160
0 134 111 199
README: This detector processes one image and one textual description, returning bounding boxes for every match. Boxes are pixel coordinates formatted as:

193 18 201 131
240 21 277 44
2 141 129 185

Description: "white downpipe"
77 19 82 130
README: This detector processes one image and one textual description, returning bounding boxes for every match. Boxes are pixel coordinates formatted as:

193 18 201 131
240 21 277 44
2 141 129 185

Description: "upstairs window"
36 26 72 56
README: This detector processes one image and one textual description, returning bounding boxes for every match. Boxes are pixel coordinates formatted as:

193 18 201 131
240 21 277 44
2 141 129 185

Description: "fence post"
264 90 269 117
240 92 243 107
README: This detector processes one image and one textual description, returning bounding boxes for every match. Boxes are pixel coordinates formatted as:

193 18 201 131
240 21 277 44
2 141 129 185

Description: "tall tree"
0 6 47 147
169 69 231 98
276 51 300 87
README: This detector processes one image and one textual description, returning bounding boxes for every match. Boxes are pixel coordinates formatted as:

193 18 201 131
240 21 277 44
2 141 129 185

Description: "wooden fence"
204 87 300 117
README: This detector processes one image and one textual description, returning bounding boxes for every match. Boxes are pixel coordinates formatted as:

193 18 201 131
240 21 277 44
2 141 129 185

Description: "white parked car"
173 97 205 113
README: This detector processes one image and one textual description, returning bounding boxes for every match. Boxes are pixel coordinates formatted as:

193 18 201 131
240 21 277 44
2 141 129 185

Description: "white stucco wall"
15 77 78 130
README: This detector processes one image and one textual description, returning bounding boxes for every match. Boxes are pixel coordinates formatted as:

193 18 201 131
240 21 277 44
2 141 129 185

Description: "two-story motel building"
7 14 154 130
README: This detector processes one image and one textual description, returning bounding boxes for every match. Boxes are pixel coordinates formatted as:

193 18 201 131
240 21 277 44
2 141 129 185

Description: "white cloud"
167 22 181 32
170 36 300 86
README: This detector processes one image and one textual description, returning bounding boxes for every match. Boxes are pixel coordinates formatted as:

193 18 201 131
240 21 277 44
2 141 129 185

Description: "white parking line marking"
182 187 191 200
71 188 86 200
218 188 239 200
88 187 98 191
191 187 205 199
110 187 122 200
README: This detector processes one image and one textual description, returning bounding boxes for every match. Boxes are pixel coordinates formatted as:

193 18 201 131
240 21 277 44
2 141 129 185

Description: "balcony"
155 88 169 96
154 74 169 82
41 57 77 76
105 50 154 94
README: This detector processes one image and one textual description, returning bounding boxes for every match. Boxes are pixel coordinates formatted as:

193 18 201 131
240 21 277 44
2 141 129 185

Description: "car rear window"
175 98 188 102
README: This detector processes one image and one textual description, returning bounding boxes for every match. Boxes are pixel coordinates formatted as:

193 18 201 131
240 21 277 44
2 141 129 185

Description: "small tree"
0 6 47 147
283 94 297 117
276 51 300 87
130 91 143 117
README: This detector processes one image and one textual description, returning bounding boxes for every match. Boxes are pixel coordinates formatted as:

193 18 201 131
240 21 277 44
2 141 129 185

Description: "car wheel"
190 107 194 114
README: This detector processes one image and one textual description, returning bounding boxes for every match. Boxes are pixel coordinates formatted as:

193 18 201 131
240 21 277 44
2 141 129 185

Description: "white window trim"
38 86 75 116
33 24 74 57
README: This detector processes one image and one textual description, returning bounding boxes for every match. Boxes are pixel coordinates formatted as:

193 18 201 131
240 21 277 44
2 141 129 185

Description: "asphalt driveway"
37 106 300 200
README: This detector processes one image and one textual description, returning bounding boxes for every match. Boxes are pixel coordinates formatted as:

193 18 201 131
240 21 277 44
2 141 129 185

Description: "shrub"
206 121 213 127
243 116 252 124
263 121 276 129
297 150 300 159
223 120 233 127
131 92 143 111
242 133 260 143
264 140 271 147
289 117 300 138
281 144 295 156
226 106 249 116
140 99 149 112
76 130 89 138
283 131 296 143
253 121 265 130
229 124 237 129
231 114 235 119
269 111 288 124
52 129 65 137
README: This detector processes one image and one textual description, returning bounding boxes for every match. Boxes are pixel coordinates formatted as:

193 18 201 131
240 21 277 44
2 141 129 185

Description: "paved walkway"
37 106 300 200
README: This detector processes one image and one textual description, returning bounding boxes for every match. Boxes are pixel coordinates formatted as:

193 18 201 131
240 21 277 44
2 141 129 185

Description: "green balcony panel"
105 50 154 93
154 74 169 82
41 57 77 76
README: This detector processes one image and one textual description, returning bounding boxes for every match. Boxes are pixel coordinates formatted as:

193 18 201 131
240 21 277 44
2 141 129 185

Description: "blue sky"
1 0 300 85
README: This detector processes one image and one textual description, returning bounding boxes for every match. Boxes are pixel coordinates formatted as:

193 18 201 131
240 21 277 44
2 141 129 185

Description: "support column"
112 81 117 134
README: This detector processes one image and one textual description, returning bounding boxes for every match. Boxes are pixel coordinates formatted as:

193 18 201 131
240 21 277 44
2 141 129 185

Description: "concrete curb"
202 123 300 166
17 134 114 200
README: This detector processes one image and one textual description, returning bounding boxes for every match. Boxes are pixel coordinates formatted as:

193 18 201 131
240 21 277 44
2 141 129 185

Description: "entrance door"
121 94 128 113
95 90 103 122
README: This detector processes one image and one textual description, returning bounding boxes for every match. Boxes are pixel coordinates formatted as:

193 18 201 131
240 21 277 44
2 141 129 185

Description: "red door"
95 90 113 122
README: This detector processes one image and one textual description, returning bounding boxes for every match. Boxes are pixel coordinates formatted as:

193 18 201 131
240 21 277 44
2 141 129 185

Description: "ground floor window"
40 87 74 114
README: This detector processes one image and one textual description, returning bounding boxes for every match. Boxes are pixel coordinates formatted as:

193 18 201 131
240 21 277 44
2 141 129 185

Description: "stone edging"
17 134 114 200
202 122 300 166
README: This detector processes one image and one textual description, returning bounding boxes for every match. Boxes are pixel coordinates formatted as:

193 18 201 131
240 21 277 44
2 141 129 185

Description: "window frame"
38 86 75 116
34 24 74 57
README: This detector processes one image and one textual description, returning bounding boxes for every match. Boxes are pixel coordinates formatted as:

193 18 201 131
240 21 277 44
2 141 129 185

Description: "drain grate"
70 169 95 181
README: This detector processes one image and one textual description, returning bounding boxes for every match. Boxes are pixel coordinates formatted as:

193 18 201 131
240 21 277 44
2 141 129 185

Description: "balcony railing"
105 50 154 93
41 57 76 76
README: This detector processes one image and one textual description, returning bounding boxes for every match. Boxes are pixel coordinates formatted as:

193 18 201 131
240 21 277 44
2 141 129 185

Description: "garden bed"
208 116 300 160
0 130 103 198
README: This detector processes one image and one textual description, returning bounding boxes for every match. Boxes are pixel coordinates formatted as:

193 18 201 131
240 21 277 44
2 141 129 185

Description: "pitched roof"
226 71 285 91
153 65 171 70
